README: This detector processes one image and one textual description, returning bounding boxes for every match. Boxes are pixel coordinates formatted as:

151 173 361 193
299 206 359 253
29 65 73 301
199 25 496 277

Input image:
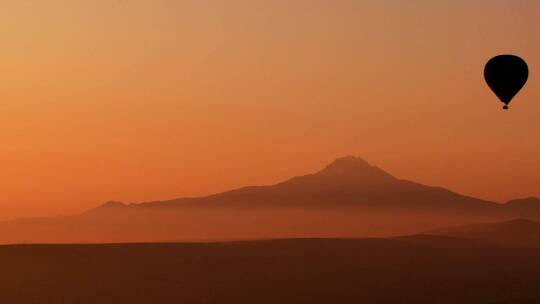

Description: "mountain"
1 156 539 244
128 156 497 214
434 218 540 248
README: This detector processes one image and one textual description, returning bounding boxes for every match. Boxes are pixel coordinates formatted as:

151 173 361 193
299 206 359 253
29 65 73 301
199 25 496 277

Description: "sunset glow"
1 0 539 219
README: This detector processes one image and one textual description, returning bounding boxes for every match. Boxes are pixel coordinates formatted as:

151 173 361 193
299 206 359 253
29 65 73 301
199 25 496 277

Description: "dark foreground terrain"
1 235 540 304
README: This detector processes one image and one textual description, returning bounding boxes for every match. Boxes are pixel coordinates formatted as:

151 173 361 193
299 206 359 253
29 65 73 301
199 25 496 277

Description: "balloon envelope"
484 55 528 109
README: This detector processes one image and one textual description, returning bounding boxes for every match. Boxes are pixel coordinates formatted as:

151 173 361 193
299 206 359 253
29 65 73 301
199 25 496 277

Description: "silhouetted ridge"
129 155 497 212
2 156 540 244
503 197 540 216
435 218 540 247
102 201 126 208
85 201 128 214
506 197 540 207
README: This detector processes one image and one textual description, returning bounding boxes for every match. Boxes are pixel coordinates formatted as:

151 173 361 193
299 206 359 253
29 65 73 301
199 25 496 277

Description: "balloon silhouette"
484 55 528 110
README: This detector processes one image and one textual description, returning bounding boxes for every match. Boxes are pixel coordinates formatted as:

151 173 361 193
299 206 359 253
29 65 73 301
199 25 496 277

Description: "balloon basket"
503 105 509 110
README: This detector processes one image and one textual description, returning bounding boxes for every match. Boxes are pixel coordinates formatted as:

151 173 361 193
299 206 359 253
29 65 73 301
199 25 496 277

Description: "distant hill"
434 218 540 248
502 197 540 215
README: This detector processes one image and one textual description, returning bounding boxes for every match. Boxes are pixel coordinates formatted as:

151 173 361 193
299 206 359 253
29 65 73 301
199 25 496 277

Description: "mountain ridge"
4 155 534 244
433 218 540 247
89 156 538 216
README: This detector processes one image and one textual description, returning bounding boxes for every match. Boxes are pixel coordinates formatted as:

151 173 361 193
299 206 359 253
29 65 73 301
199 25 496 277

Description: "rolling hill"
434 218 540 248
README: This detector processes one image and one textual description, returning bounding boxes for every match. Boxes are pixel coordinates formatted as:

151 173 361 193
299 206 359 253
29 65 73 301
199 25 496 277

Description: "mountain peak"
317 156 395 181
326 155 370 168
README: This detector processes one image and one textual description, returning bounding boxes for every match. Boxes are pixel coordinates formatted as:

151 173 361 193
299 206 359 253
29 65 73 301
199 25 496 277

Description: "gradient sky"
1 0 539 219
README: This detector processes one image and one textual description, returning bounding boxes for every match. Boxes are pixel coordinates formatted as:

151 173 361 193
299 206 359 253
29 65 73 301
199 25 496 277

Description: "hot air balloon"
484 55 528 110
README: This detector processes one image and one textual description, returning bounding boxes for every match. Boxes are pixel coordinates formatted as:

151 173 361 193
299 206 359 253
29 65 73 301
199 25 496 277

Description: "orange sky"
1 0 539 219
